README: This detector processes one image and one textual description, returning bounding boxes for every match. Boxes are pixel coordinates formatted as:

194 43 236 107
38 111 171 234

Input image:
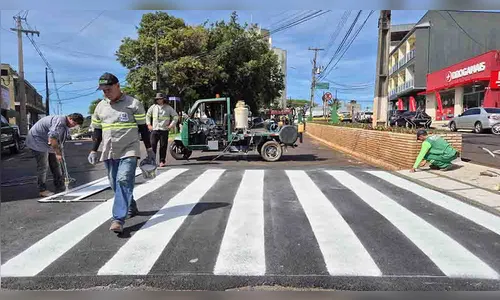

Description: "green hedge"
309 121 451 135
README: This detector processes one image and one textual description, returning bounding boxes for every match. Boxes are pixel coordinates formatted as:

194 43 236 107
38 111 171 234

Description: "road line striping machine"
169 97 303 162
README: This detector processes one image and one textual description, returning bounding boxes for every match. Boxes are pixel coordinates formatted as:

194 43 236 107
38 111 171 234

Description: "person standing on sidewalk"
26 113 84 197
146 93 178 167
410 129 459 173
88 72 155 233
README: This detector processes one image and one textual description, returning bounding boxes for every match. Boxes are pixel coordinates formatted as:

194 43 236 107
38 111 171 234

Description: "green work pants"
425 152 457 169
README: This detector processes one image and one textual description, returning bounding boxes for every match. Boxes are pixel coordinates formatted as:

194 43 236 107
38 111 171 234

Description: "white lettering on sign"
446 62 486 82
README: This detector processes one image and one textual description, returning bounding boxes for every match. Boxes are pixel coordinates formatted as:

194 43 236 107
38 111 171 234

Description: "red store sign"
426 50 500 93
490 70 500 90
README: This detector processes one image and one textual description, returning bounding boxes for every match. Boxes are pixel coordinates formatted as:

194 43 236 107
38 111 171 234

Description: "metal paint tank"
234 100 249 130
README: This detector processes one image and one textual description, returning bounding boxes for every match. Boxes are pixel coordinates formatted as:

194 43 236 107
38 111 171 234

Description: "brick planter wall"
306 123 463 170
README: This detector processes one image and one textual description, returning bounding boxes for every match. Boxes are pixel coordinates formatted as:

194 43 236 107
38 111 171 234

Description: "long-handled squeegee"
60 143 76 191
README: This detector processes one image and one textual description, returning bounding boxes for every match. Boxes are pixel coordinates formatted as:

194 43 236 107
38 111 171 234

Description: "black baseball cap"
416 129 427 140
97 72 119 90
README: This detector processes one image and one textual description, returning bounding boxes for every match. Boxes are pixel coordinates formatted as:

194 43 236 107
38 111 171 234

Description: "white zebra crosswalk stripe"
214 170 266 276
285 170 382 276
366 170 500 236
98 169 225 276
2 168 499 281
327 170 500 279
1 168 189 277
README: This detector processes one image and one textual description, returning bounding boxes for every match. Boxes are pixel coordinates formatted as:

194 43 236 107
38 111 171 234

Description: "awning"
418 77 490 95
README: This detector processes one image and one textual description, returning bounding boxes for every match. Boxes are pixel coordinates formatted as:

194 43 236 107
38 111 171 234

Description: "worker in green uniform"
89 72 155 233
410 129 459 173
146 93 179 167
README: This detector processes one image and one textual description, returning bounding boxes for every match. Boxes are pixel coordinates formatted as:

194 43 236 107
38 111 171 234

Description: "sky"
0 10 429 116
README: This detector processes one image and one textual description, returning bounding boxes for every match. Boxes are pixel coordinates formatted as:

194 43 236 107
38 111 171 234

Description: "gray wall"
426 10 500 73
414 27 430 88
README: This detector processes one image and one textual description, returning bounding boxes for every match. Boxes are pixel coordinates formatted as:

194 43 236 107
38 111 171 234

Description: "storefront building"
420 50 500 121
379 10 500 124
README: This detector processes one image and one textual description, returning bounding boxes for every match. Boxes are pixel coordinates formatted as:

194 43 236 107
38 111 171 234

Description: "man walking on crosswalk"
88 72 156 233
146 93 178 167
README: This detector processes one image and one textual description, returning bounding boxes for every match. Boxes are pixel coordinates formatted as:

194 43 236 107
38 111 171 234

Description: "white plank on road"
329 170 499 279
367 170 500 236
213 170 266 276
1 168 189 277
285 170 382 276
98 169 225 276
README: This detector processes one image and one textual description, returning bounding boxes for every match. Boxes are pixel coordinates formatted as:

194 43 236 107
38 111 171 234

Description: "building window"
437 90 455 120
463 82 487 110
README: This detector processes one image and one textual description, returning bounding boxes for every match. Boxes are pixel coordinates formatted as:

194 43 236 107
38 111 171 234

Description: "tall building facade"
1 63 46 127
272 47 287 109
387 10 500 122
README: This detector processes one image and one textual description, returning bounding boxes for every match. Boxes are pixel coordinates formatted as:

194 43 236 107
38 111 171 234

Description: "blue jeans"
104 157 138 224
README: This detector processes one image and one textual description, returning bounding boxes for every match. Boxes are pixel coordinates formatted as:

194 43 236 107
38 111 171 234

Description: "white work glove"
88 151 99 165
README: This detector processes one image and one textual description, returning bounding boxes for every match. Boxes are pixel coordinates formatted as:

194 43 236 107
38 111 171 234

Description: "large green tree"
115 11 284 113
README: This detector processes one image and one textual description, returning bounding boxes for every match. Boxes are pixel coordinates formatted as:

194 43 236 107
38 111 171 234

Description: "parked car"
388 110 408 126
448 107 500 133
389 109 432 128
1 115 22 154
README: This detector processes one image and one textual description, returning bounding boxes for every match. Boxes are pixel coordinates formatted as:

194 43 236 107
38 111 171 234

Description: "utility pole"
155 33 160 92
372 10 391 128
308 47 324 120
45 67 49 115
11 14 39 135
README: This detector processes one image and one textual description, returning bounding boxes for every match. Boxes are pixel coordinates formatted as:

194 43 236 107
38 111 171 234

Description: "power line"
322 10 352 59
270 10 331 35
320 10 374 80
438 10 486 50
319 10 362 80
268 11 311 31
52 11 105 46
37 43 115 59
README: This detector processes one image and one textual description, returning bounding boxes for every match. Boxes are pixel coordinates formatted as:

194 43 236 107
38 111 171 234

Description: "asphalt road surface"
461 132 500 168
1 138 500 291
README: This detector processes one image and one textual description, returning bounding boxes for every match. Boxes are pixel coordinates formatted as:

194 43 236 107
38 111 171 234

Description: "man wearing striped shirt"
88 72 155 233
146 93 178 167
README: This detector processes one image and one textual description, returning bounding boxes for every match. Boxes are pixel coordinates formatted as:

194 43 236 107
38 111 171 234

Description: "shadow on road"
190 153 326 162
118 202 230 238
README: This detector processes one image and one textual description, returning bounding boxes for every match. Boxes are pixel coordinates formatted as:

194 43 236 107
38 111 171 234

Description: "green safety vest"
425 135 457 159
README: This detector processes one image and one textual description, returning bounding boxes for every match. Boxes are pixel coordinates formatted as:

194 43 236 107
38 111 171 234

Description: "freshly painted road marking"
330 170 499 279
367 171 500 236
98 169 225 276
213 170 266 276
1 168 188 277
285 170 382 276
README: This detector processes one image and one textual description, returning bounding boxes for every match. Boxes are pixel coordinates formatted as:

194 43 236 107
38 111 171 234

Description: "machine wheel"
169 141 192 160
260 140 282 162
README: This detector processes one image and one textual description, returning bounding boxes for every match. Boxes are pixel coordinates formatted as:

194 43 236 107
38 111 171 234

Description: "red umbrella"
435 92 444 119
397 98 404 110
409 96 417 111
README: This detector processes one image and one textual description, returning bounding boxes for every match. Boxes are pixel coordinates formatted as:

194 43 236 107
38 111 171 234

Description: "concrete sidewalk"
398 158 500 213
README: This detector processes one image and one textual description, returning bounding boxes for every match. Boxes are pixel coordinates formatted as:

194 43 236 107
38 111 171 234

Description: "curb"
396 170 500 216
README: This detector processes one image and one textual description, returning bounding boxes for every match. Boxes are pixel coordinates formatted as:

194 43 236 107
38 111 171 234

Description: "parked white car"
448 107 500 133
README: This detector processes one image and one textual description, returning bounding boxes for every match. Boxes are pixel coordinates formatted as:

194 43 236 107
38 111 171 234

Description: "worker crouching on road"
88 72 155 233
146 93 178 167
26 113 84 197
410 129 459 173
